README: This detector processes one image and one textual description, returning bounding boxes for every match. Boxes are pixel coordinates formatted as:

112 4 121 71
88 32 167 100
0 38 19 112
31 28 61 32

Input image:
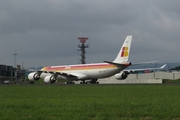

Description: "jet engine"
44 76 56 84
28 72 40 81
115 72 129 80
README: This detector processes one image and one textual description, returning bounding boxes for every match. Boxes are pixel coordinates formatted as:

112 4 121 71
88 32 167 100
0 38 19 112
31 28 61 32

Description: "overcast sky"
0 0 180 68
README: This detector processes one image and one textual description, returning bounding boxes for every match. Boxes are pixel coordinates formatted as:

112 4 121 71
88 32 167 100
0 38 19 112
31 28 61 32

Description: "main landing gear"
80 79 99 84
66 79 99 84
90 79 99 84
80 80 87 84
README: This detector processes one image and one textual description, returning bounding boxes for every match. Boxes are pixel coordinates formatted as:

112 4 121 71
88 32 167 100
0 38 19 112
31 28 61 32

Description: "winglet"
160 64 166 69
113 36 132 63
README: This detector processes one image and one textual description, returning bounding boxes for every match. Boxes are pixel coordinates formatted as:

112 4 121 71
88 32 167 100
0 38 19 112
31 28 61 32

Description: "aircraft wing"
39 71 87 80
131 61 159 65
122 64 166 73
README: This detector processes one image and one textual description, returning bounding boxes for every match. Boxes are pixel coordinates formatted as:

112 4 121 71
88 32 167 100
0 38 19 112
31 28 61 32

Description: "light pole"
13 51 18 68
13 51 17 83
22 59 25 69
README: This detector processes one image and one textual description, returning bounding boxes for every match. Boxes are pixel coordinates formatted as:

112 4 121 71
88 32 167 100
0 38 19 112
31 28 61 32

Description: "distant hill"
170 66 180 71
27 67 43 71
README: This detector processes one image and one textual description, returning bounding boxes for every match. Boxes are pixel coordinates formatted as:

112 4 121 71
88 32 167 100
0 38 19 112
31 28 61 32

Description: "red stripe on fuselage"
43 63 117 71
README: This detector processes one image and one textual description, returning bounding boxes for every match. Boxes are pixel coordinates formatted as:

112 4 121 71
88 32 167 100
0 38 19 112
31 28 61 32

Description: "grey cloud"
0 0 180 67
0 0 137 35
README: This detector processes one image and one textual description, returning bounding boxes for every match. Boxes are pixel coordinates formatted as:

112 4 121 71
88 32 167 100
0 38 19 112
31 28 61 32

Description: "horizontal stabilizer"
104 61 131 66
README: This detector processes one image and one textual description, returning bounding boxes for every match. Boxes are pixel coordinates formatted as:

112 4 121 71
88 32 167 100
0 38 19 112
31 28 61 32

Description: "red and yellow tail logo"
121 47 129 57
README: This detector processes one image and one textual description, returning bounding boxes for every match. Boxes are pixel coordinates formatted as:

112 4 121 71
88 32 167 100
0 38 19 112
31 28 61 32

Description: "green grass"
163 78 180 83
0 85 180 120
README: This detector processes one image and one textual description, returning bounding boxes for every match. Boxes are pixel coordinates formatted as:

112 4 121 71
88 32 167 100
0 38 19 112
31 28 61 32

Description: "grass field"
0 84 180 120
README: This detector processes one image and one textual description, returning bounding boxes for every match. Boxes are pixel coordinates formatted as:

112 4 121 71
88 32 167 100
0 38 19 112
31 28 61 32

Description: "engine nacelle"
28 72 40 81
115 72 129 80
44 76 56 84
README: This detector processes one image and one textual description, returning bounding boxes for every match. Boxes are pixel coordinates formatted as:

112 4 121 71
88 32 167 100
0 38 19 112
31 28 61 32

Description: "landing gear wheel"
90 79 98 84
80 80 87 84
66 81 75 84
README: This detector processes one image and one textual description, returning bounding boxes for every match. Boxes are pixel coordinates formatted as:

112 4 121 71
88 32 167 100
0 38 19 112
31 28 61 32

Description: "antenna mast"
78 37 89 64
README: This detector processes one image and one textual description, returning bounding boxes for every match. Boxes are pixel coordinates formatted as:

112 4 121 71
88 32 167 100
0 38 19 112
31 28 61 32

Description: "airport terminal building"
0 64 14 84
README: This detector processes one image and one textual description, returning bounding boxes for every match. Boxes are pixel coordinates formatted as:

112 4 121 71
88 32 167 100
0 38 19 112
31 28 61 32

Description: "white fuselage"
40 63 127 80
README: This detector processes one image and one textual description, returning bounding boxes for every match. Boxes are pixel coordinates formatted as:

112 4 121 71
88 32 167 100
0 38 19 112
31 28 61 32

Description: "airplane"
28 36 164 84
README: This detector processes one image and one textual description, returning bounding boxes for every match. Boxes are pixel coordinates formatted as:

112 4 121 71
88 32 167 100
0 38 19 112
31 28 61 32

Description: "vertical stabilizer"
113 36 132 63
